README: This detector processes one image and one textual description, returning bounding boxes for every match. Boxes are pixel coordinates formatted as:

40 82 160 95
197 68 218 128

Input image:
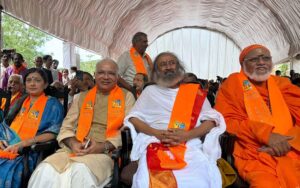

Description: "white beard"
243 64 272 82
153 70 184 88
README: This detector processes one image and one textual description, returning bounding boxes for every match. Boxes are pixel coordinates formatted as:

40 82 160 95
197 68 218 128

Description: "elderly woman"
0 68 64 187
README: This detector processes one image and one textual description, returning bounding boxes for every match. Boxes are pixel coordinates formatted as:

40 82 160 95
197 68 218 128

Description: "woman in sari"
0 68 64 188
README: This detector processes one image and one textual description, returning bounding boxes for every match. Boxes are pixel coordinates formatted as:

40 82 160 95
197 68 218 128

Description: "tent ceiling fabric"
1 0 300 62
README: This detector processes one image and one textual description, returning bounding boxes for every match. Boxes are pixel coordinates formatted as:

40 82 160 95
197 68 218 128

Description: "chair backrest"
0 89 12 120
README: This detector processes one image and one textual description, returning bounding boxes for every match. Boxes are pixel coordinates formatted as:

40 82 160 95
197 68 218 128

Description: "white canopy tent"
147 28 241 79
0 0 300 78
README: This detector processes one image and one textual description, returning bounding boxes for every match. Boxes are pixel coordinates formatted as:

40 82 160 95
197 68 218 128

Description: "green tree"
2 13 51 67
80 59 99 75
278 63 289 76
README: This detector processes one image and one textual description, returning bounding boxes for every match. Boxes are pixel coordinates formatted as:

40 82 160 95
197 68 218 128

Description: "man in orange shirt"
215 44 300 187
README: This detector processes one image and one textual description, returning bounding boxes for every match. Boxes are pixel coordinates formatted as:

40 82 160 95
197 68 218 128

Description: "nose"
165 63 174 70
103 73 109 79
257 57 266 65
28 80 36 86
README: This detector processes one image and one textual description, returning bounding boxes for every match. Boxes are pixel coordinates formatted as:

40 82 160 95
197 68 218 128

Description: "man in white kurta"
29 59 135 188
124 52 226 188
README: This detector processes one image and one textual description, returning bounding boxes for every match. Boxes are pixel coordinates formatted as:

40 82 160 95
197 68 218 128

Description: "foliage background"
79 60 99 75
2 13 51 67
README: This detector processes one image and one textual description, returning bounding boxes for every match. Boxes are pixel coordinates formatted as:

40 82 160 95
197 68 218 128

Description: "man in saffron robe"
215 44 300 188
117 32 152 91
124 52 225 188
29 59 135 188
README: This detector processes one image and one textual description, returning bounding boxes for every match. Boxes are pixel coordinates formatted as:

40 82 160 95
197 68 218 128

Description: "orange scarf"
10 93 48 140
1 92 22 110
76 86 125 142
129 47 153 75
237 71 293 134
147 84 207 170
146 84 206 188
12 64 26 74
0 94 48 160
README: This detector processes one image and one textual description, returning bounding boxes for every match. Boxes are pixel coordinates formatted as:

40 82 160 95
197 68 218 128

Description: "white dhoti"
28 162 111 188
124 85 226 188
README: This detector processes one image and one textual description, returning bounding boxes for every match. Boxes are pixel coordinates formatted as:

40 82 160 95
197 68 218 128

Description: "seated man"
132 73 148 99
1 74 23 110
124 52 226 188
215 44 300 187
29 59 135 187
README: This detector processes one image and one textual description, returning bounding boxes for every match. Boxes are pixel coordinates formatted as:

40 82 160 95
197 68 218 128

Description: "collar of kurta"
76 86 125 142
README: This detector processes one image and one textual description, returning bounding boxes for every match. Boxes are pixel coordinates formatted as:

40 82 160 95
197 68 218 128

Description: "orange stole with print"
238 72 300 187
237 71 293 134
129 47 153 75
76 86 125 142
10 93 48 140
147 84 207 188
0 94 47 160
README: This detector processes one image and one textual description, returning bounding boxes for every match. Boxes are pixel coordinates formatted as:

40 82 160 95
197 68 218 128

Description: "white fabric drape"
147 28 241 79
0 0 299 62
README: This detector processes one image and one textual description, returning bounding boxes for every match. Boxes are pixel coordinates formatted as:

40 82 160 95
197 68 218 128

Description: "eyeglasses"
158 60 177 68
244 56 272 63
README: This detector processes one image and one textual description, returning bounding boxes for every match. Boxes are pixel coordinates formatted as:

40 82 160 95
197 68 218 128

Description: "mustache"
164 70 176 76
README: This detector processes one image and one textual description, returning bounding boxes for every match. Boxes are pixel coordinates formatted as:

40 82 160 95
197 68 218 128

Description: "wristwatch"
103 142 110 154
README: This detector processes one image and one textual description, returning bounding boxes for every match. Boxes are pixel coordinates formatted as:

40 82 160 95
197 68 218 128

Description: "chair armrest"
18 139 58 155
30 139 58 152
121 128 132 169
111 147 121 160
110 147 122 188
219 132 236 166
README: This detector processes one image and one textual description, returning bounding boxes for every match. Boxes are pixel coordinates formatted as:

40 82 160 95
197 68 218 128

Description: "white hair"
96 58 119 74
8 74 23 84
